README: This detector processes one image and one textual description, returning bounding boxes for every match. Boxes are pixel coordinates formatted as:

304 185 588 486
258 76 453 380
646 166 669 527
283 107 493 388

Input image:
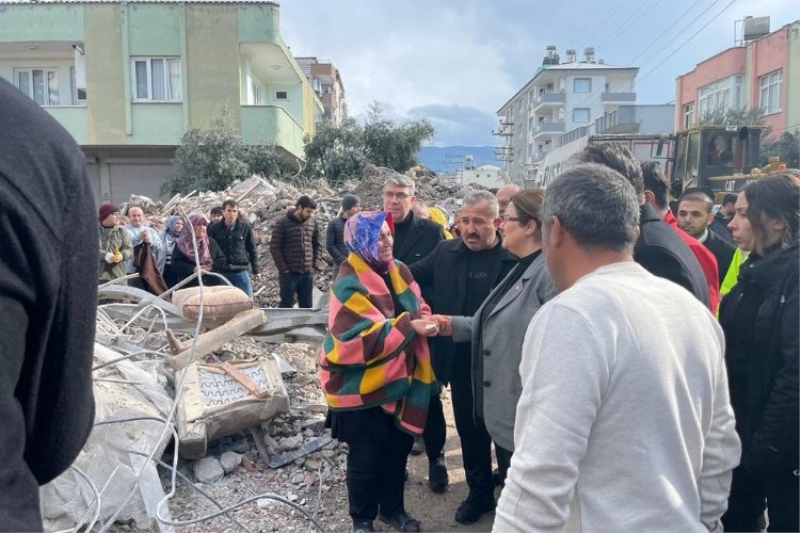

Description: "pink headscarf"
176 212 213 269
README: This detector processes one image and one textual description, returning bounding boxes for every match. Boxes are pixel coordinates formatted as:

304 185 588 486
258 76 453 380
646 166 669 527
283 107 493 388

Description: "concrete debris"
192 457 225 484
218 451 243 474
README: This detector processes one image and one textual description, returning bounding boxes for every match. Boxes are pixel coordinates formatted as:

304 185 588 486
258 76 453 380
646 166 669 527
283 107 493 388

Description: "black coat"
0 78 97 531
325 216 348 265
712 213 734 245
719 241 799 476
409 237 517 384
170 237 227 287
392 211 445 305
208 219 259 274
635 204 709 307
703 229 736 285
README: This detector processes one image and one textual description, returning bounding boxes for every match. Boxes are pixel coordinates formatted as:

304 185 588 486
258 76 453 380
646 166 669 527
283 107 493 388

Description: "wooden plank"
219 361 269 398
166 309 268 370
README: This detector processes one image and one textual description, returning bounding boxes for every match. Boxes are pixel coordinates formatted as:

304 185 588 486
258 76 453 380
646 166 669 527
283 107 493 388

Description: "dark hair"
544 163 640 252
210 206 223 216
222 199 238 209
678 192 713 214
297 195 317 209
571 143 644 198
721 193 738 206
641 161 669 209
511 188 544 240
742 171 800 251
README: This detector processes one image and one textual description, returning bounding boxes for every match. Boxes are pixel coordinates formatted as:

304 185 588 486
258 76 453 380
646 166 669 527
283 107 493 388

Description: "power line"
626 0 713 66
595 0 661 52
578 0 631 51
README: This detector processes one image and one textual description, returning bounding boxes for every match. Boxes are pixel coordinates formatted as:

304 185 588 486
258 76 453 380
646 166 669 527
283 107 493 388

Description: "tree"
162 108 292 195
761 130 800 169
696 107 766 127
303 102 435 184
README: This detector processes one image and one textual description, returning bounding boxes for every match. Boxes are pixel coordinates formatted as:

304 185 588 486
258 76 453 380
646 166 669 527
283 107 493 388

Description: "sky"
280 0 799 147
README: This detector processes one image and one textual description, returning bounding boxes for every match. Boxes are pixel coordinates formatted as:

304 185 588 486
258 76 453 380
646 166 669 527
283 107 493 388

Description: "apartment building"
295 57 348 126
495 46 638 182
675 18 800 138
0 0 323 204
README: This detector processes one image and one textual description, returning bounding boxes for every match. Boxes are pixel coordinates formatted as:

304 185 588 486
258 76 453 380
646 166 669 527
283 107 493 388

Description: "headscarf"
176 212 213 269
344 211 392 273
163 215 184 249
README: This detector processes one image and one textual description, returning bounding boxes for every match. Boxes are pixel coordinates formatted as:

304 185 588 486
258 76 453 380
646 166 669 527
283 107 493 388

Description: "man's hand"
104 252 115 264
429 314 452 336
411 318 440 337
140 228 151 244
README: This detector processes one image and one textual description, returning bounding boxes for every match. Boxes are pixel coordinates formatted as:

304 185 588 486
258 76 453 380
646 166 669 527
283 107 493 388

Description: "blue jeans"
221 270 253 297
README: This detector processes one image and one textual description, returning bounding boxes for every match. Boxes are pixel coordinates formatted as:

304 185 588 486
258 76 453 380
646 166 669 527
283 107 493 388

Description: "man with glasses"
381 175 448 492
411 191 517 525
495 184 521 219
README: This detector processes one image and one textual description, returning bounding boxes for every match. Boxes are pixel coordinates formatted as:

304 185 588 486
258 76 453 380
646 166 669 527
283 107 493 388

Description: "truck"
532 125 765 199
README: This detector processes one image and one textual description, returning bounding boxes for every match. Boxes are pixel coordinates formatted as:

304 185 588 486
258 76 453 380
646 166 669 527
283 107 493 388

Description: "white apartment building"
495 47 638 182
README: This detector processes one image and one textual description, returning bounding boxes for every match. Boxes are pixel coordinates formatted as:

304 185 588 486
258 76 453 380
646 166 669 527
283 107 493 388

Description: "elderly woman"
319 211 438 533
719 172 799 533
435 189 555 486
161 215 184 287
170 212 225 288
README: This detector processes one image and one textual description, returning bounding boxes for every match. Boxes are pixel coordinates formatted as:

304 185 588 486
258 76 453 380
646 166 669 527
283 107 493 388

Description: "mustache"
465 232 480 239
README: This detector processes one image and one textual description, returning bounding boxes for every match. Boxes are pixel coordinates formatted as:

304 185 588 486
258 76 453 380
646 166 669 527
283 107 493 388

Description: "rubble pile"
124 167 466 308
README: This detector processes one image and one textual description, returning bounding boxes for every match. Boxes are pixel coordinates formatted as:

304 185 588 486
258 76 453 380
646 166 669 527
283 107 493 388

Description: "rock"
192 457 224 484
305 458 321 471
229 437 250 454
278 434 303 452
219 451 243 474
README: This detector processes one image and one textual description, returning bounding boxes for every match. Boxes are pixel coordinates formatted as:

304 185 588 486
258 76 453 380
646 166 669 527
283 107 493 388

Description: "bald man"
495 184 521 218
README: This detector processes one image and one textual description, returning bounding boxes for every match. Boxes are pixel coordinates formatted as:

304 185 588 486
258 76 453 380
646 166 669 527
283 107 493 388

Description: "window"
573 108 590 123
759 70 782 114
70 67 87 105
697 76 742 118
131 57 181 102
15 68 60 106
683 102 694 129
573 78 591 93
275 90 288 100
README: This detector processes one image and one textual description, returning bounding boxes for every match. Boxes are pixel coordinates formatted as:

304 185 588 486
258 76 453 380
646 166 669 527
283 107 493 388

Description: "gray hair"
462 190 499 218
384 174 416 196
543 163 639 252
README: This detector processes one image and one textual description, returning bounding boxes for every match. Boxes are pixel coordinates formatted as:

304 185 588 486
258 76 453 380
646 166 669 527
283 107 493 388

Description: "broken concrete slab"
193 456 224 484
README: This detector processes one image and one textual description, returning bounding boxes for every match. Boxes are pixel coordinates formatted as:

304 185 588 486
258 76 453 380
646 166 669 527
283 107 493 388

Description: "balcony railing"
534 121 565 134
600 92 636 102
241 105 306 159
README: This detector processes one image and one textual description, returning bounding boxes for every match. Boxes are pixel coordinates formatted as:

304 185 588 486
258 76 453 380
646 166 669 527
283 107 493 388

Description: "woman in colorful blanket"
319 210 439 533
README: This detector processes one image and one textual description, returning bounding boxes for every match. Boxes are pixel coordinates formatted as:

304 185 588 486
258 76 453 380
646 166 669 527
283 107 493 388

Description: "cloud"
407 104 497 146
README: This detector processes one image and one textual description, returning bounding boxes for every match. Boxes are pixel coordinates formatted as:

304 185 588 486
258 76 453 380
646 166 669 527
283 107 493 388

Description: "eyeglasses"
383 191 411 201
502 214 520 223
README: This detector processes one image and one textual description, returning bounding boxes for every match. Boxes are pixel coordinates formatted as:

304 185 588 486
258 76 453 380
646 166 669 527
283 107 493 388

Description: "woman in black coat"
171 212 226 287
719 172 799 533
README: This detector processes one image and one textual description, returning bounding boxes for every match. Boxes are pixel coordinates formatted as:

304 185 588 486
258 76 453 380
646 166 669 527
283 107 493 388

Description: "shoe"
352 518 375 532
378 510 421 532
409 435 424 456
454 491 496 525
428 455 449 493
492 467 505 487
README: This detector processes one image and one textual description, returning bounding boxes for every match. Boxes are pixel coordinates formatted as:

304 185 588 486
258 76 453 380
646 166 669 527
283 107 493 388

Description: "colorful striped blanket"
318 252 435 435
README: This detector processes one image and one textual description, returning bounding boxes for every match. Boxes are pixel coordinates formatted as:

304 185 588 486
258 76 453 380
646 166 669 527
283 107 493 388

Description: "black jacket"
270 211 321 274
0 78 97 531
208 219 259 274
712 212 734 245
326 216 348 266
635 204 709 307
410 237 517 384
703 229 736 285
719 241 799 476
392 211 445 305
170 238 227 287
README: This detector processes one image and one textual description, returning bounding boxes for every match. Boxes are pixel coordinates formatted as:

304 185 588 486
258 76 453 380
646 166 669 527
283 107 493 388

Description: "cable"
626 0 712 66
51 465 102 533
595 1 661 53
578 0 631 51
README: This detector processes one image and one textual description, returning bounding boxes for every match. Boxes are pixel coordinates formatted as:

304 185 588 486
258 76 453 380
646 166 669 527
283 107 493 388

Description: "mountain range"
416 145 498 173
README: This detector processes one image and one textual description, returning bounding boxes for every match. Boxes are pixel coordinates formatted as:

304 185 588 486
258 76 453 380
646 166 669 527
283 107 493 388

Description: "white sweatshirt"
494 262 740 533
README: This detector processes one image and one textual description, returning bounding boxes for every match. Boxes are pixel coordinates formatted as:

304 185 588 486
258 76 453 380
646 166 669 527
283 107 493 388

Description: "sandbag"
172 285 253 321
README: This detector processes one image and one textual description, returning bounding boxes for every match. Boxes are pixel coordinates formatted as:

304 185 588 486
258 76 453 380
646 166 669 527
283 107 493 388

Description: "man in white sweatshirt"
493 163 741 533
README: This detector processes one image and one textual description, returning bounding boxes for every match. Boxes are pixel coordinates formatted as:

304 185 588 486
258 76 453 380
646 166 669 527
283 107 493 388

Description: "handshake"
104 249 122 264
410 314 452 337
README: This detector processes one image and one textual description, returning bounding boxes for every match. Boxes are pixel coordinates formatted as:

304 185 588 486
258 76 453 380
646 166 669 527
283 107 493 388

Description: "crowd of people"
320 146 799 533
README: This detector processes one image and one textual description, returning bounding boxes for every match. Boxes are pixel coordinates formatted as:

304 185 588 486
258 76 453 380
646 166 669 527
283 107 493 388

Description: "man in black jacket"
678 192 736 284
208 199 259 297
573 144 709 307
270 195 321 308
0 78 96 531
411 191 517 525
326 194 359 279
382 175 447 492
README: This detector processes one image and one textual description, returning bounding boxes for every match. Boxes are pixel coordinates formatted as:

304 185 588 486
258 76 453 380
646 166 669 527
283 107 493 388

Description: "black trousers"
278 272 314 308
495 444 513 485
722 465 799 532
422 388 446 462
341 411 414 521
449 353 494 497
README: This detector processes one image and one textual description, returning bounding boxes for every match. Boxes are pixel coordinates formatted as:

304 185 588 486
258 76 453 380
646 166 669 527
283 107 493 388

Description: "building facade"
295 57 347 126
675 19 800 138
0 0 323 204
495 47 639 182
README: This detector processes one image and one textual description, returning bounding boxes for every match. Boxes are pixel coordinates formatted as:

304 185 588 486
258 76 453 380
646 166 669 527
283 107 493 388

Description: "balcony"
532 91 566 112
601 92 636 103
241 105 307 160
532 121 565 138
44 106 88 145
